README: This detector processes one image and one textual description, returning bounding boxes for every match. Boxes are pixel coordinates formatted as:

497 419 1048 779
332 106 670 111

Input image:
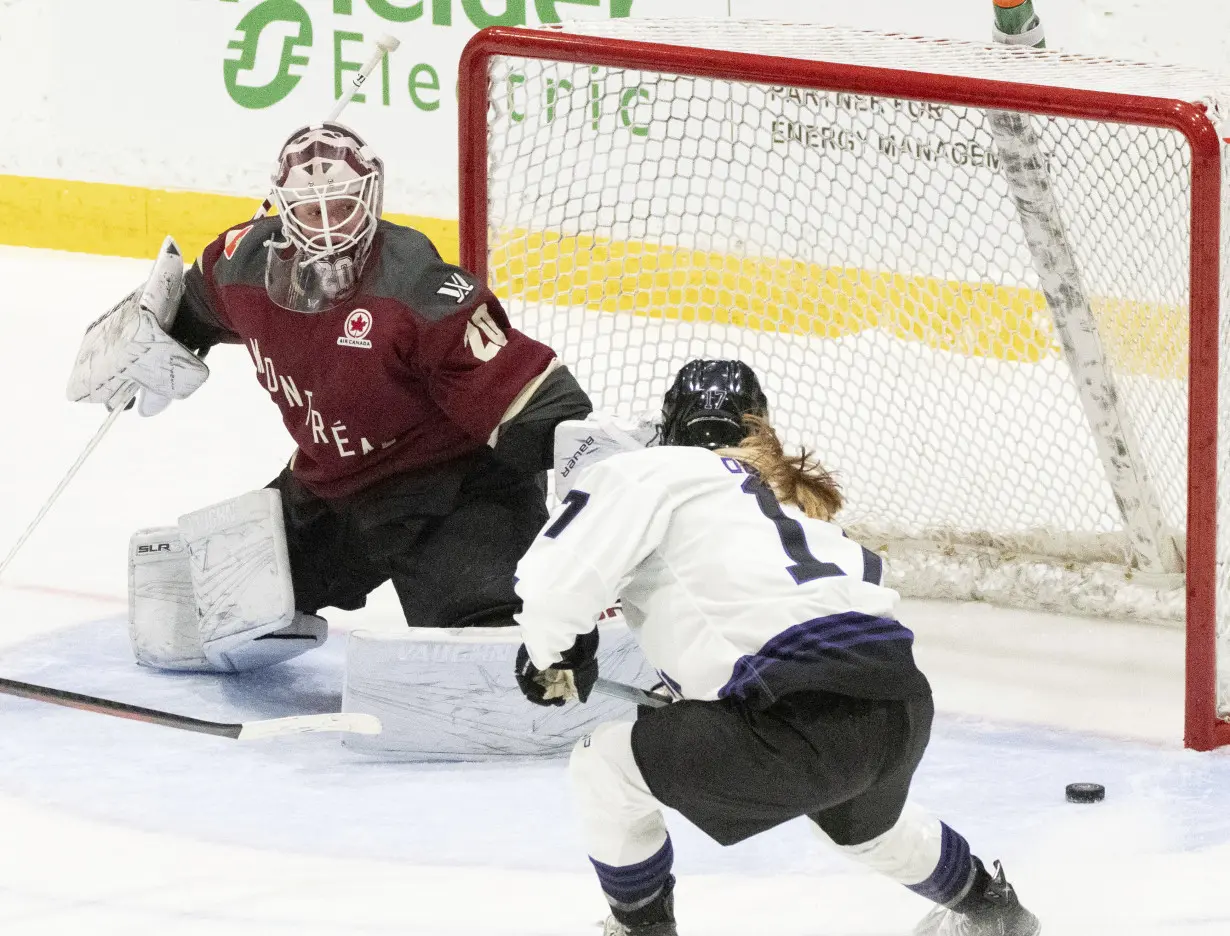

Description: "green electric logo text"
222 0 634 111
224 0 314 109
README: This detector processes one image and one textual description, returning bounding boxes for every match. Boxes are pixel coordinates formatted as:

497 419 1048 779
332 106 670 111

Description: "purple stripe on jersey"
756 613 911 658
590 838 675 905
907 823 973 906
718 613 914 701
771 620 906 650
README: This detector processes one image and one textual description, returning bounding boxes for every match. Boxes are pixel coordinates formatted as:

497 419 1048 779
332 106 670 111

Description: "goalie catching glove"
515 628 599 706
66 236 209 417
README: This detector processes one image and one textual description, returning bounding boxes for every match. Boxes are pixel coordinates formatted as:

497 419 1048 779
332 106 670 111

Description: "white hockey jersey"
514 446 930 706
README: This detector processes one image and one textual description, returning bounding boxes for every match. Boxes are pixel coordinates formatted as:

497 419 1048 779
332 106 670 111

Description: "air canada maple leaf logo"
345 309 372 339
337 308 373 349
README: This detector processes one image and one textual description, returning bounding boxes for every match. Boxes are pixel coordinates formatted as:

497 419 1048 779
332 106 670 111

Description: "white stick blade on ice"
236 712 382 741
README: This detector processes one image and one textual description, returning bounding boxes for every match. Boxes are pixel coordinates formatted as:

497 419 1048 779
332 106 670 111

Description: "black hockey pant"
631 688 934 847
269 455 548 627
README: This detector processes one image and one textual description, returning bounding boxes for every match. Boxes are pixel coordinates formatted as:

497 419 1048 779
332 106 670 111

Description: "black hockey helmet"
660 359 769 449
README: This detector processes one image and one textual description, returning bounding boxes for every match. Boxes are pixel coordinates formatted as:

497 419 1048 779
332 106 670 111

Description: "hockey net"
457 21 1230 749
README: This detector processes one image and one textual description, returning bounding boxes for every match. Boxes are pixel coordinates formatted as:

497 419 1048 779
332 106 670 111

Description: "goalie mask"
265 122 385 313
660 359 769 449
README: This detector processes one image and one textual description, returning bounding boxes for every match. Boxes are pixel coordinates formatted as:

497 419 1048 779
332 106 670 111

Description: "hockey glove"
515 628 599 707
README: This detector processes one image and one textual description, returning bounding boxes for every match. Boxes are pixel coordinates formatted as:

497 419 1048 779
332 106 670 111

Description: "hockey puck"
1065 782 1105 803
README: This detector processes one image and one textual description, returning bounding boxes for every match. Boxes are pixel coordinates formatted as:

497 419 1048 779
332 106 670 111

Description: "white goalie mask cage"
267 122 385 313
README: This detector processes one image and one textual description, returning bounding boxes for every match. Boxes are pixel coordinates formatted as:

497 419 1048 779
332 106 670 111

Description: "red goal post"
457 23 1228 750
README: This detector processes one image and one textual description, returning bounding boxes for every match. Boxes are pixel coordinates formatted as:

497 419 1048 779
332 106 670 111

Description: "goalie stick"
252 34 401 221
0 675 381 741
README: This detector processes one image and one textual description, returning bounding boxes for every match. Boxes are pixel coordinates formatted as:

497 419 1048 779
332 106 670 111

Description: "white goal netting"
463 21 1230 739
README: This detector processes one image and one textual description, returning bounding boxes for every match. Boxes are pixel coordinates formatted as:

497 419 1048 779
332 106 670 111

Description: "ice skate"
601 916 678 936
913 859 1040 936
600 878 678 936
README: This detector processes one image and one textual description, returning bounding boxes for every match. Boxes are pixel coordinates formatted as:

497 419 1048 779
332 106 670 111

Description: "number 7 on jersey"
543 490 590 539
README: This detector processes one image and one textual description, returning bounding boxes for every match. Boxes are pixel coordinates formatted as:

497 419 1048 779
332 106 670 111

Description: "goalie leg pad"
341 618 654 761
208 610 328 673
129 526 212 671
178 489 326 672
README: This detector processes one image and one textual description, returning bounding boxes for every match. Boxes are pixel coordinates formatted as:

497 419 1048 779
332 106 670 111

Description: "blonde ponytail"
715 415 843 521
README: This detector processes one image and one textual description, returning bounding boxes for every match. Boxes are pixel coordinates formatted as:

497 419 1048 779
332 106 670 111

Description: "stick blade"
592 677 670 709
236 712 382 741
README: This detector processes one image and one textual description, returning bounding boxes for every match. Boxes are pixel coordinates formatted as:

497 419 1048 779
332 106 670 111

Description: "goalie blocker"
129 489 326 673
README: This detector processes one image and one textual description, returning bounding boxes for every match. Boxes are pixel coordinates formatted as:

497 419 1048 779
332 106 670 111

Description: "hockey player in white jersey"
512 360 1040 936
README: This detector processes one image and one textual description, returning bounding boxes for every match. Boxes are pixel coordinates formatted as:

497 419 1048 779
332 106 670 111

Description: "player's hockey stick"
0 675 381 740
592 677 671 709
0 34 401 584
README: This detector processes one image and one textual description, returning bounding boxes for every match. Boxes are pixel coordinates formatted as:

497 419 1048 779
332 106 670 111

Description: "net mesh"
472 22 1230 721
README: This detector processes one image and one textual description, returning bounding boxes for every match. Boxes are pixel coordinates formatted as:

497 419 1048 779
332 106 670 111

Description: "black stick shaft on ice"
0 676 381 741
0 675 246 737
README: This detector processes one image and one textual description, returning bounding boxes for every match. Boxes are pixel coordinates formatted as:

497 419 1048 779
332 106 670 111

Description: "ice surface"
1 235 1228 935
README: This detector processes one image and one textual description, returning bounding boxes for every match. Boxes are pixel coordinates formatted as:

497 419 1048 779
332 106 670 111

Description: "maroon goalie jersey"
176 218 557 499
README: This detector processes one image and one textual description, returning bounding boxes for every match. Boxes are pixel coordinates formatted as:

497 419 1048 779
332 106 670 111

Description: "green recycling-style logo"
223 0 313 109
